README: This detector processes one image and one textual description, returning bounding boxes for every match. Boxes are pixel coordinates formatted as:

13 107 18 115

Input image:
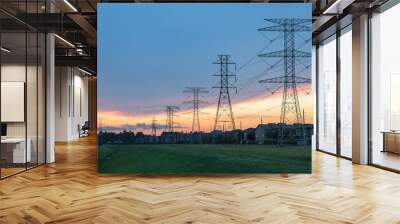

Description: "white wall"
55 67 69 141
55 67 89 141
1 63 46 164
1 65 27 140
1 65 38 137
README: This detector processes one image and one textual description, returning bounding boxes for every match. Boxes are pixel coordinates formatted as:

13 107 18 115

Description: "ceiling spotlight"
76 48 85 55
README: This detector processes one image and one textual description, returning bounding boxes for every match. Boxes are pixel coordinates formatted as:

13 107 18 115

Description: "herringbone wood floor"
1 136 400 224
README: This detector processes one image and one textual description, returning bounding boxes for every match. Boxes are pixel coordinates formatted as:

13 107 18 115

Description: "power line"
238 60 284 92
236 33 282 72
235 29 311 94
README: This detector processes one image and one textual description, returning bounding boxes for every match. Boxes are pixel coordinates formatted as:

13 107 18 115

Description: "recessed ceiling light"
76 48 84 55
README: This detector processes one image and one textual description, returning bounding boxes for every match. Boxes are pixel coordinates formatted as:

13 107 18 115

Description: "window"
317 35 337 154
339 27 352 158
370 3 400 171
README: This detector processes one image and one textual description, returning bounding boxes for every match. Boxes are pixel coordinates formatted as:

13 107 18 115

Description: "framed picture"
98 3 313 174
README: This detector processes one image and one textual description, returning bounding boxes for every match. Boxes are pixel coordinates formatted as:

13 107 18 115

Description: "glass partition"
0 31 28 177
0 1 46 179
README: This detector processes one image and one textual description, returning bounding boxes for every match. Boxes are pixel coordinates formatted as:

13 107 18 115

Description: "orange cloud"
99 90 314 134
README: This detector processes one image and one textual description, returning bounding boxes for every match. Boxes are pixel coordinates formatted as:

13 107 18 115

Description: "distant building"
255 123 279 144
176 132 191 143
224 129 243 144
255 123 313 145
243 128 256 144
159 132 178 144
99 123 313 145
211 130 224 144
189 132 207 144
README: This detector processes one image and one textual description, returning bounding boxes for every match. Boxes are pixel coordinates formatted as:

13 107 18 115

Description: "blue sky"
98 3 311 121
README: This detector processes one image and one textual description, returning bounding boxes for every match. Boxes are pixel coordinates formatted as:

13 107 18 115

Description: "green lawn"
98 144 311 174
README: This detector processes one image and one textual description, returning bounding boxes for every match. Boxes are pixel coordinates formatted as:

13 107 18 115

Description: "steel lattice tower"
151 117 157 137
213 55 237 131
165 106 179 132
258 18 311 144
183 87 209 132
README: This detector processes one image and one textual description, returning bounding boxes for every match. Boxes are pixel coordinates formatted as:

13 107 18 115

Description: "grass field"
98 144 311 174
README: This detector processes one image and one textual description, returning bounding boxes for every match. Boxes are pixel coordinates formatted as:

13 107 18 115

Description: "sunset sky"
98 3 312 134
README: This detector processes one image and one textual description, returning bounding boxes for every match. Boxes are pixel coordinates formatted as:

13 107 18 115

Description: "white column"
312 45 317 151
45 0 55 163
46 33 55 163
352 14 369 164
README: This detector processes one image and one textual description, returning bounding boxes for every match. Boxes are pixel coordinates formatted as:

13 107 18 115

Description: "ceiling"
0 0 391 75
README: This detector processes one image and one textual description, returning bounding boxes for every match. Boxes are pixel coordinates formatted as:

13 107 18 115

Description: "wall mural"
98 3 313 174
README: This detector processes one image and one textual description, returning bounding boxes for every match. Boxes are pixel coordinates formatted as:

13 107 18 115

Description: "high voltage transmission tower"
258 18 311 144
183 87 209 132
213 55 237 131
165 106 179 132
151 117 157 137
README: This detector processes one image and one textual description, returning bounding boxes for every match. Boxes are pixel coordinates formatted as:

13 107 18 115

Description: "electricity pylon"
165 106 179 132
258 18 311 144
151 117 157 137
183 87 209 132
213 55 237 131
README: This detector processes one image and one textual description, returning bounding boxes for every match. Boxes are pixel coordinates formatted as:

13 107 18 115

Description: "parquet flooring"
1 167 26 178
1 136 400 223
